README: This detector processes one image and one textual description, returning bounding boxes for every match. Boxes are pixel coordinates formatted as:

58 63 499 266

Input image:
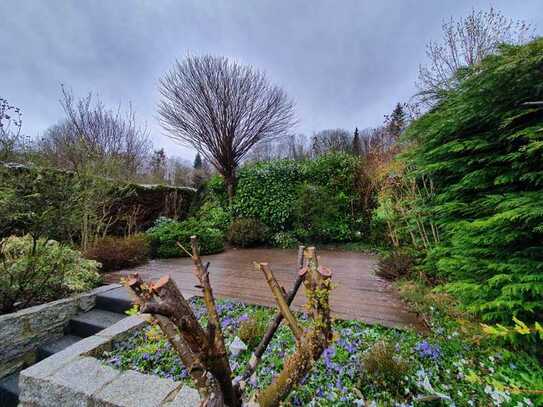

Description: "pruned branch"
256 247 333 407
125 242 333 407
259 262 303 342
234 246 305 390
189 236 239 407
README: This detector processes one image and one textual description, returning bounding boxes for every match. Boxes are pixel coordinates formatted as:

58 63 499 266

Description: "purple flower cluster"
415 340 441 360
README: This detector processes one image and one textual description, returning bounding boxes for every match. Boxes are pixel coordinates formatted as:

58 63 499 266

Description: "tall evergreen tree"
193 152 202 169
386 103 406 141
404 39 543 322
352 127 361 156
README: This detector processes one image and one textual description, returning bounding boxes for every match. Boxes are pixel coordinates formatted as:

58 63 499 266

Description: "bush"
231 153 363 242
358 340 410 395
84 234 150 272
403 39 543 322
195 200 231 233
376 251 413 281
0 235 102 314
272 231 299 249
237 312 268 349
294 183 354 242
228 218 268 248
233 160 301 232
146 217 224 258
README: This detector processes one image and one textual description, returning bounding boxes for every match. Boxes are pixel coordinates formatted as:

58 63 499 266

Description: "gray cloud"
1 0 541 160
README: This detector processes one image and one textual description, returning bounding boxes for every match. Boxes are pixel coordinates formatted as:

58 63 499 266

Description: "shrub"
233 160 301 232
0 235 102 314
272 231 299 249
358 340 409 395
237 312 268 349
146 217 224 258
376 251 413 281
294 183 354 242
84 234 150 272
231 153 364 242
195 200 231 233
403 39 543 322
228 218 268 248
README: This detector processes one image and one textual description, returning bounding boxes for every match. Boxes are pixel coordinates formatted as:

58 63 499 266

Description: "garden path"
107 248 421 330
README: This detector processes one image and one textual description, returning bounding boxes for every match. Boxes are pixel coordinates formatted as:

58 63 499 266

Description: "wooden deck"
106 248 421 330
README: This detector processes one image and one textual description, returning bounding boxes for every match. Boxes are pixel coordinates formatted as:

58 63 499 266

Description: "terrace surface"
106 248 421 330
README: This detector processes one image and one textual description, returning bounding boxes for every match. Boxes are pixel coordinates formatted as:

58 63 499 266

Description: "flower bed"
102 298 541 406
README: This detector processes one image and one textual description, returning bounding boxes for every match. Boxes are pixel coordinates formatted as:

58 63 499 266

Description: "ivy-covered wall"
0 162 196 243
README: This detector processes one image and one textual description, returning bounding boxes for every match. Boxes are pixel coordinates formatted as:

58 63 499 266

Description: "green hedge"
218 152 362 243
404 39 543 322
0 163 195 242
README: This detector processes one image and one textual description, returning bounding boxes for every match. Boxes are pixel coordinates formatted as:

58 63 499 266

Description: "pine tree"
385 103 406 141
352 127 361 156
193 152 202 169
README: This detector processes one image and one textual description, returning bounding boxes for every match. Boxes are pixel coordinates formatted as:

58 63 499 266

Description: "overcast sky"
2 1 542 161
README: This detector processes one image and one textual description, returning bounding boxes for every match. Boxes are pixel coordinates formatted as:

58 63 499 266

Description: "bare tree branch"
158 55 296 200
416 7 534 106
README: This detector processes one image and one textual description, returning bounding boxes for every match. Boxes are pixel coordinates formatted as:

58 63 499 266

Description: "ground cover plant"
103 296 542 406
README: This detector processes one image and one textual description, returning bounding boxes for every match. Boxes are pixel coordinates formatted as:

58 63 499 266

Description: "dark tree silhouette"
158 55 296 201
352 127 361 156
193 152 202 169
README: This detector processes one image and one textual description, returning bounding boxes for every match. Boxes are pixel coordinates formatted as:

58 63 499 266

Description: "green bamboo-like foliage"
404 39 543 322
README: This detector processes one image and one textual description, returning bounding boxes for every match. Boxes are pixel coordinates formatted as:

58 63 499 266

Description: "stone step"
0 372 19 407
37 335 83 361
94 287 132 314
68 309 125 338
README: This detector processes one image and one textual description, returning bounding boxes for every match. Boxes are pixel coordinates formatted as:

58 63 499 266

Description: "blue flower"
415 340 441 360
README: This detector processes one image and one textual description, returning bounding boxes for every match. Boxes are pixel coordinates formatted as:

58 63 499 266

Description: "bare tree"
38 86 151 180
416 7 533 105
158 55 296 201
311 128 352 156
0 97 25 162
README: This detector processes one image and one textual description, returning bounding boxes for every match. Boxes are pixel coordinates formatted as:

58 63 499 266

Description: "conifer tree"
404 39 543 322
352 127 361 156
193 151 202 169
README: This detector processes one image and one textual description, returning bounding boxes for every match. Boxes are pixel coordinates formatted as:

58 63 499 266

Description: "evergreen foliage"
404 39 543 322
229 152 363 242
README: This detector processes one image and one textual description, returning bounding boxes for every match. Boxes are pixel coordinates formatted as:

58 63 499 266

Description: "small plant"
358 340 409 395
227 218 268 248
84 234 150 272
272 231 299 249
237 311 268 349
146 217 224 258
0 235 102 314
376 250 413 280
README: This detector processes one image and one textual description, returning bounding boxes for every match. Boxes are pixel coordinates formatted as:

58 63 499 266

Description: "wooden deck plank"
106 248 421 330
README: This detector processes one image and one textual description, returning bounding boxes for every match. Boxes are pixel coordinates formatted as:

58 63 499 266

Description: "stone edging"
0 284 122 379
18 315 201 407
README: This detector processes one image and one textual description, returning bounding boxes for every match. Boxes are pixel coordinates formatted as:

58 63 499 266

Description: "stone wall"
18 316 201 407
0 284 120 378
